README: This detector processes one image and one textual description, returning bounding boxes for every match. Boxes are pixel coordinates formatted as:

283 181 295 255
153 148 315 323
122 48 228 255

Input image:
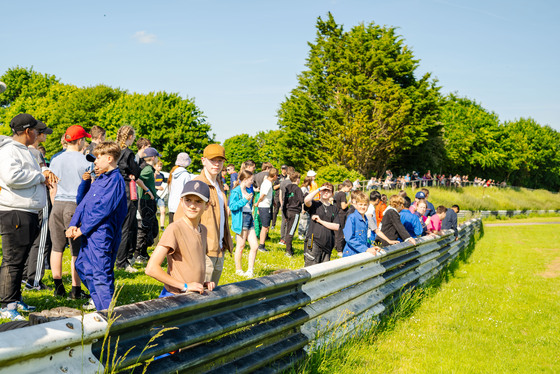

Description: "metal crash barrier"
0 217 493 373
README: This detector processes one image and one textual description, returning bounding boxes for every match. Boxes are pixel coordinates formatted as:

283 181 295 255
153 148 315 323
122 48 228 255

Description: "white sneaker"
125 265 138 273
82 299 96 311
235 269 245 276
244 270 254 278
1 304 25 321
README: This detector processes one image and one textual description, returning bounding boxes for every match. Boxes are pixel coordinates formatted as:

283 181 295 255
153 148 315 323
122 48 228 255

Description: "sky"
1 0 559 142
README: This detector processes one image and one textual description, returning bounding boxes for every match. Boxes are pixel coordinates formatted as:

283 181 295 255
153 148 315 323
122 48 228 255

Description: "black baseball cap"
10 113 53 134
180 180 210 202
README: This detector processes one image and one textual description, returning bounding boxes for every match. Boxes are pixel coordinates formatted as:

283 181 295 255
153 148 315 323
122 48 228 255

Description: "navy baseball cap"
180 180 210 202
415 191 426 199
143 147 161 157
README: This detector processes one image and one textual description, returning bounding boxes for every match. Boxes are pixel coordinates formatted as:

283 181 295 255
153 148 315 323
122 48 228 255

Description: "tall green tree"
98 92 213 171
277 13 441 177
502 118 560 190
223 134 259 169
439 94 506 177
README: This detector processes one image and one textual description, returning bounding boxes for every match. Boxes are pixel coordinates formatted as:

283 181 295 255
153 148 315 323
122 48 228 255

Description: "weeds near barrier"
95 285 176 374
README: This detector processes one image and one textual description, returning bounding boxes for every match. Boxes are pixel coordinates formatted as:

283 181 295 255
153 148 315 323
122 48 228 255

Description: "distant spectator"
256 167 278 252
365 190 398 246
84 125 106 155
410 190 426 214
114 125 144 273
154 160 167 230
175 144 233 285
303 183 340 266
271 165 287 230
253 162 272 191
334 180 352 256
146 180 215 296
375 194 388 229
135 137 151 165
378 195 416 247
0 114 56 321
135 147 160 263
23 121 53 291
229 170 258 277
279 166 295 244
297 175 313 240
49 125 92 299
282 172 304 257
342 191 384 257
226 164 238 191
413 199 429 236
427 206 447 235
66 141 128 311
421 188 436 217
167 152 192 224
442 204 459 240
400 197 423 238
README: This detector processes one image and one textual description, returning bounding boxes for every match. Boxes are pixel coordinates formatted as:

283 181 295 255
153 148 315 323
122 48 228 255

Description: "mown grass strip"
293 218 560 373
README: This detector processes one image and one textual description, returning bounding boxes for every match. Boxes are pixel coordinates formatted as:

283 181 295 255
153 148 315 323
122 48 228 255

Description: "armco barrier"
457 209 560 219
0 217 483 373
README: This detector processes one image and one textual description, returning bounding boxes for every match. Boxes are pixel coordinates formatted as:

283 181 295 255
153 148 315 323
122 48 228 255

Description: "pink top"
427 213 441 232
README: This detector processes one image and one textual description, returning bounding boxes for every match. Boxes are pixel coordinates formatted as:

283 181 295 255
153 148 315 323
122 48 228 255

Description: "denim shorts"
157 198 165 208
242 212 254 230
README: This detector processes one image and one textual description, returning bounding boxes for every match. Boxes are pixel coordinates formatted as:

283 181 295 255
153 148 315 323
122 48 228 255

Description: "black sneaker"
69 289 90 300
258 245 269 253
53 285 67 298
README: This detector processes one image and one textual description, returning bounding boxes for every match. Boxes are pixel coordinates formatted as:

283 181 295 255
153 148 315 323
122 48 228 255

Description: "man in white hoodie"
0 113 57 321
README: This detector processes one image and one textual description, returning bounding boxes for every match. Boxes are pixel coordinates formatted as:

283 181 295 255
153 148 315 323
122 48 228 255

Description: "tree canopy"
277 13 441 176
0 67 214 170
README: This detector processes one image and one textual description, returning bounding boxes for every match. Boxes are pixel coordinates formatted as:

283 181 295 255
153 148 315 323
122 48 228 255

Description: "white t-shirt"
209 176 225 249
258 179 273 208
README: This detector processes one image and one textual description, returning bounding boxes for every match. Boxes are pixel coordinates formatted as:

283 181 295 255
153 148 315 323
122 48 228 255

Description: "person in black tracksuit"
303 183 340 266
282 172 304 257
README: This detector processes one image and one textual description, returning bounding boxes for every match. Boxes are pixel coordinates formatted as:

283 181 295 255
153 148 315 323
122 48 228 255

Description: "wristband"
181 283 188 292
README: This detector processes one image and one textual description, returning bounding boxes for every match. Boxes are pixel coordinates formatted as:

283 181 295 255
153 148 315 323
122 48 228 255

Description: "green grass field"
295 217 560 373
397 185 560 211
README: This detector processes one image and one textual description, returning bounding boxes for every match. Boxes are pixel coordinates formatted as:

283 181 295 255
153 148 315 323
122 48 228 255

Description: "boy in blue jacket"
66 142 127 310
342 192 384 257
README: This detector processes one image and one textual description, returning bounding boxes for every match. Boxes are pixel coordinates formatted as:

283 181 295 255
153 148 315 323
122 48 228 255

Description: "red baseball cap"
64 125 91 141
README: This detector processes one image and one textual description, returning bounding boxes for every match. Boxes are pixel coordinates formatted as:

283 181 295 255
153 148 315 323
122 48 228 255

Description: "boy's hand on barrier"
388 239 399 245
204 282 216 292
187 282 205 294
367 247 385 256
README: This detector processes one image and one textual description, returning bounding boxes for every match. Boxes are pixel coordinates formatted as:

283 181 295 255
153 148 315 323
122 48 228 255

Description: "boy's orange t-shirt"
375 202 387 229
158 218 207 294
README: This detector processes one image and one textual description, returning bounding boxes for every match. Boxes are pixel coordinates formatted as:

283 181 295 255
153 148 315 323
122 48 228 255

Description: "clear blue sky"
1 0 558 142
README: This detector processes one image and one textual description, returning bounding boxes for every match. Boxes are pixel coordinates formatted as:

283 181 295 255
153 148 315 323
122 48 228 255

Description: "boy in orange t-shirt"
145 180 215 297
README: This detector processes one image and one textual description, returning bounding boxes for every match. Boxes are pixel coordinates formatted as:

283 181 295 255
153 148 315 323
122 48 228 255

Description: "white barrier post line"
0 313 108 374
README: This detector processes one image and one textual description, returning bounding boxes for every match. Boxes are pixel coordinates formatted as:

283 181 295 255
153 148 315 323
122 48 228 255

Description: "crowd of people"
363 170 506 190
0 113 461 321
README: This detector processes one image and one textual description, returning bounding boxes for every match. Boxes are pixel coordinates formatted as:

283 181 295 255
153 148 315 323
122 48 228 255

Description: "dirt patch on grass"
540 257 560 278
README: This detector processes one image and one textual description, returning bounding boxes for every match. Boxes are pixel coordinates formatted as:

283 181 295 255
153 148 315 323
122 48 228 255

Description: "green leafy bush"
315 164 364 186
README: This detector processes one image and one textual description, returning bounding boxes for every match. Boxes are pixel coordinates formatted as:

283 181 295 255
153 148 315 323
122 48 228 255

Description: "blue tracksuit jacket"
70 168 127 310
342 209 369 257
